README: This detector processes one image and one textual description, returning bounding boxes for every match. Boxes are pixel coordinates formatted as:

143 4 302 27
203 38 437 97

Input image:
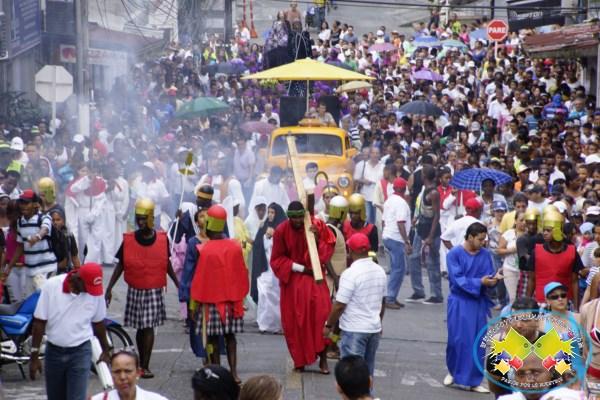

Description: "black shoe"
405 294 425 303
423 296 443 305
385 302 402 310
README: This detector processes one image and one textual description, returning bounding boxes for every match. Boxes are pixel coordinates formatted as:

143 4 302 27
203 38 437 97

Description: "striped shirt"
17 213 57 276
336 257 387 333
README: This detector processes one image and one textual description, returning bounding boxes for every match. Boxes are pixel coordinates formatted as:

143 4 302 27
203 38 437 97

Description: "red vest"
380 179 390 202
123 232 168 290
190 239 249 305
342 220 374 241
533 243 576 303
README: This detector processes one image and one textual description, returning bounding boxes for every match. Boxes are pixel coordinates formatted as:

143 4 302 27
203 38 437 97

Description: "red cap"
346 233 371 253
465 197 482 211
207 204 227 220
19 189 36 202
77 263 104 296
393 177 407 191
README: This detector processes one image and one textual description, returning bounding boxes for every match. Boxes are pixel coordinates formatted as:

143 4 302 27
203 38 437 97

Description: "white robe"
68 177 114 264
107 176 129 258
256 235 282 333
249 178 290 211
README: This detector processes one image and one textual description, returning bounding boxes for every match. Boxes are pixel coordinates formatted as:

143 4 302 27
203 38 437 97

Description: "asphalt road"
0 260 494 400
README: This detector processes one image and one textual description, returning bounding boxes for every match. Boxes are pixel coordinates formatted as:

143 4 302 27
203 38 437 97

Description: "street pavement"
0 260 493 400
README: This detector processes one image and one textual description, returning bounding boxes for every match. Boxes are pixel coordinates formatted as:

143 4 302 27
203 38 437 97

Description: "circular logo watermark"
472 309 591 394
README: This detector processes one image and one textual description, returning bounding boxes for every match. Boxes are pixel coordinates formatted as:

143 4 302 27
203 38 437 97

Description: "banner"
507 0 565 31
9 0 41 58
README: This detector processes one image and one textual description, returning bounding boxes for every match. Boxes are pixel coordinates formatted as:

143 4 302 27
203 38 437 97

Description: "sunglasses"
547 293 567 300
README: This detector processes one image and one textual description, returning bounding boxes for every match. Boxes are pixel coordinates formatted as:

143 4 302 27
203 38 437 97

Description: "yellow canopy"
241 58 374 81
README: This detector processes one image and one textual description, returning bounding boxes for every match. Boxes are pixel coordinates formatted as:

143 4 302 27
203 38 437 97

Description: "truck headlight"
338 176 350 188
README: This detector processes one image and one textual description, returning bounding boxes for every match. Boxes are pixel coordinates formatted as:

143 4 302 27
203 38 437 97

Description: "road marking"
153 348 185 353
3 386 46 400
285 356 302 390
400 373 443 387
373 369 387 377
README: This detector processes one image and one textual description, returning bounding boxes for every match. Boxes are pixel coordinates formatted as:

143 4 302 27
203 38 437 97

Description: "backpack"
19 213 65 262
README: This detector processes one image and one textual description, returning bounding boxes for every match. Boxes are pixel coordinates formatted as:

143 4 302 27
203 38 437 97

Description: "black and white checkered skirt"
194 303 244 337
124 287 166 329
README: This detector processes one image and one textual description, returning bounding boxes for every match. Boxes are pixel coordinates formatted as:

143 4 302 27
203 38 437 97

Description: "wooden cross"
286 135 324 283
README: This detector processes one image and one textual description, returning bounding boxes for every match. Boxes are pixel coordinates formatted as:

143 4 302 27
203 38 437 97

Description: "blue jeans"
408 235 442 299
383 238 406 303
45 340 92 400
365 201 376 225
340 331 381 376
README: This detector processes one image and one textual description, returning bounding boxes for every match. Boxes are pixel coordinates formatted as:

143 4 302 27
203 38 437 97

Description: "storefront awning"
522 22 600 59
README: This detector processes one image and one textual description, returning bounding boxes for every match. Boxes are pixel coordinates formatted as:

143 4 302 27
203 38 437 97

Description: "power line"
261 0 592 12
119 0 155 43
95 0 108 28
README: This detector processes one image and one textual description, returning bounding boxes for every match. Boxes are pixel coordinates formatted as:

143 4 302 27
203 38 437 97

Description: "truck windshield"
271 134 343 156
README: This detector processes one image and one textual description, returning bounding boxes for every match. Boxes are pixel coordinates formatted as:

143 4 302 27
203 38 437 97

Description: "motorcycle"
0 291 133 379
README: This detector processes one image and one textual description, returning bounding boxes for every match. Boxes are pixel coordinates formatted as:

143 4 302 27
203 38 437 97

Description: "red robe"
270 218 335 368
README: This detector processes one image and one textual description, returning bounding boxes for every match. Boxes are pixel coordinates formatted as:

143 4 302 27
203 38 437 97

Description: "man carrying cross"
270 200 336 374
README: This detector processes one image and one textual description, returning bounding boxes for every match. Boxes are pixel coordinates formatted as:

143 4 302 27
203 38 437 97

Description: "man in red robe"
271 200 336 373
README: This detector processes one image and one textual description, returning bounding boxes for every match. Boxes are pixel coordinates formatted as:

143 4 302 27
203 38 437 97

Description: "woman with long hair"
496 210 527 303
252 203 287 333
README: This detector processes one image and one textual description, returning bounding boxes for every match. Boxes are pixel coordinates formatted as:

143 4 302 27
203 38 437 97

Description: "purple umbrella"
412 69 443 82
369 42 397 53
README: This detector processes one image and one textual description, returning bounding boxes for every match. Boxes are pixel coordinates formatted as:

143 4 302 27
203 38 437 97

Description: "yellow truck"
267 123 357 197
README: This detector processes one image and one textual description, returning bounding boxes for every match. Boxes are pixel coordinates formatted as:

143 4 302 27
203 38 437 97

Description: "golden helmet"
348 193 366 221
329 195 349 221
38 177 56 204
542 210 564 242
134 198 155 229
524 207 540 221
542 204 559 217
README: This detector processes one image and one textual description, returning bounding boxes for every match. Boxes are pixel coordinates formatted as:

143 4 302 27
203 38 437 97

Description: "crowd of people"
0 1 600 399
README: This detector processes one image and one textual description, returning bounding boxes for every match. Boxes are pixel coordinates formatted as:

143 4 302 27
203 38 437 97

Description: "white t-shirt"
34 274 106 347
382 194 411 243
336 258 387 333
90 387 168 400
501 229 519 272
441 215 481 247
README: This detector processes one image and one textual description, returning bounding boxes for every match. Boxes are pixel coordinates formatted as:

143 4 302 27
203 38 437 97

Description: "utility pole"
75 0 90 136
491 0 496 19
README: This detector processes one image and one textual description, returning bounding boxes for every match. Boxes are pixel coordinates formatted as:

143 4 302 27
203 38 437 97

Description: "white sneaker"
470 385 490 393
443 374 454 386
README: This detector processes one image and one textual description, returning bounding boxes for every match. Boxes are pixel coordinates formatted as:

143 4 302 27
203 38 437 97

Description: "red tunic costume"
190 239 249 324
270 218 335 368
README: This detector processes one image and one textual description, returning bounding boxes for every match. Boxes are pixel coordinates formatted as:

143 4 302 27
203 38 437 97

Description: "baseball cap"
544 282 567 298
465 197 482 211
73 134 85 144
142 161 156 172
10 137 24 152
346 233 371 253
492 200 507 212
580 222 594 235
587 206 600 216
393 177 407 191
18 189 36 202
516 164 531 174
77 263 104 296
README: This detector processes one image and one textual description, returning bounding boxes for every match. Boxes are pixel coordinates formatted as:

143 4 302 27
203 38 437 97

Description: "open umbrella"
369 43 397 53
450 168 513 191
469 28 487 41
413 36 441 48
175 97 230 120
241 121 275 135
398 100 444 117
336 81 373 93
412 69 443 82
441 39 468 50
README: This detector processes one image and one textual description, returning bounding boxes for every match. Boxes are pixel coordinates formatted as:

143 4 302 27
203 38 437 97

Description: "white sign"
35 65 73 103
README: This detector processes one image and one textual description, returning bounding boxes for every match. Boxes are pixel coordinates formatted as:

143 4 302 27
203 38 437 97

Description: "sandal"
141 369 155 379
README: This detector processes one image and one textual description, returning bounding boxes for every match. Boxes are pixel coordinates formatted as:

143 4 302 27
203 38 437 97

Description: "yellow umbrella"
336 80 373 93
241 58 375 81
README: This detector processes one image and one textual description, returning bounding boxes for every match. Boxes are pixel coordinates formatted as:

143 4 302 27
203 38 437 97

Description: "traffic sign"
35 65 73 103
487 19 509 42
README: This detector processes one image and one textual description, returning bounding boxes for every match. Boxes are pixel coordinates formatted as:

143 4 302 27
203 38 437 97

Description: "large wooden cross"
286 135 324 283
